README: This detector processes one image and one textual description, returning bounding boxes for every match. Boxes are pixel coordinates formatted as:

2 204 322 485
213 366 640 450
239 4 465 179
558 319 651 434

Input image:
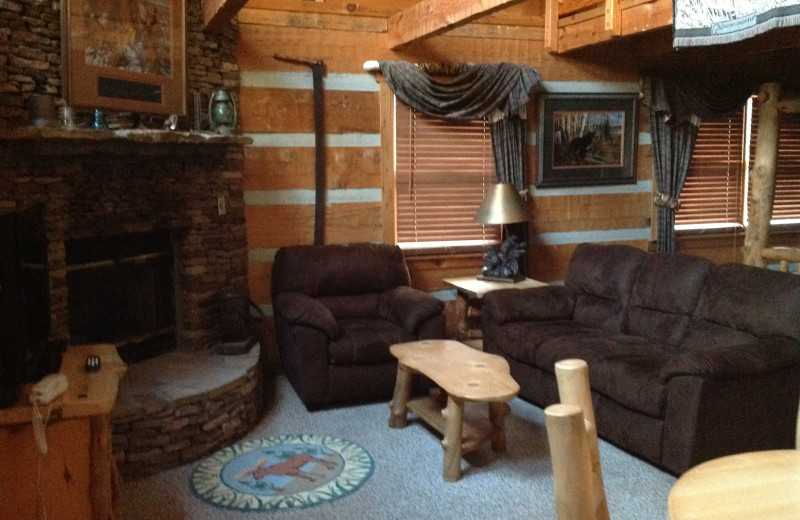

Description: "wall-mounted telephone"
29 373 68 405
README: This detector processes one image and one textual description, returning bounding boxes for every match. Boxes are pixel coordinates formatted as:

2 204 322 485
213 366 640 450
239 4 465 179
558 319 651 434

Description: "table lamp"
474 183 528 282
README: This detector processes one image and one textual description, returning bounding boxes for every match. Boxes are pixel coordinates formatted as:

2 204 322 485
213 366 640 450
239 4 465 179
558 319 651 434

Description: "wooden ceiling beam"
387 0 525 49
204 0 249 33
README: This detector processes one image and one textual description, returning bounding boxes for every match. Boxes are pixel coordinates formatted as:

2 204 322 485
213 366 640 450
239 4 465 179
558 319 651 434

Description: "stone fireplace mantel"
0 127 252 155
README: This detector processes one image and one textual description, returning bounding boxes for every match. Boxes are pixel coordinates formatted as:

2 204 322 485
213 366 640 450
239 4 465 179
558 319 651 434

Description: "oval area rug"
191 433 374 512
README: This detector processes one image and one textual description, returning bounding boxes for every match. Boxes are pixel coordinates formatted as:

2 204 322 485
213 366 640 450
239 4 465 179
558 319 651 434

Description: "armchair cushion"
274 291 340 338
329 319 415 365
378 286 445 334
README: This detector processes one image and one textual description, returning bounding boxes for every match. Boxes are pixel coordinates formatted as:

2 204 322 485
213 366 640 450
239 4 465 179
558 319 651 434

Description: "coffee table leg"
442 395 464 482
489 402 510 452
389 363 412 428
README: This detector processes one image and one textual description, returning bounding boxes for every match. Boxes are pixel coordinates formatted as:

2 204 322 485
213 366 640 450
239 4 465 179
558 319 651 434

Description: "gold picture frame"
62 0 186 116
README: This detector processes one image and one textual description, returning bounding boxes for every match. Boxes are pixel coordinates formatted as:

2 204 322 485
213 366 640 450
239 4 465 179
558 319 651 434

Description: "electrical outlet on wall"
217 195 227 216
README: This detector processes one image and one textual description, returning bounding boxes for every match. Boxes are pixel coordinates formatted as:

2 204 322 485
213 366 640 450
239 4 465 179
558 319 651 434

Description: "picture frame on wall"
537 93 637 188
62 0 186 116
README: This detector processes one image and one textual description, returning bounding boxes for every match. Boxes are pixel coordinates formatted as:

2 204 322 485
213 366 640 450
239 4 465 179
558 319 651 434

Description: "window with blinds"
675 108 747 229
676 97 800 230
749 107 800 224
394 100 500 248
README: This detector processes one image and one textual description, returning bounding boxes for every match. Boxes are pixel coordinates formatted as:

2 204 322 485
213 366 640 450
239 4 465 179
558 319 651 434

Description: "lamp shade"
474 183 528 225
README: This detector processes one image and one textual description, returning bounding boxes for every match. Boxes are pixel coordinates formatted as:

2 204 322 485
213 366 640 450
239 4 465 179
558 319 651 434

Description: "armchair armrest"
660 337 800 381
379 286 444 334
482 285 575 326
274 291 340 338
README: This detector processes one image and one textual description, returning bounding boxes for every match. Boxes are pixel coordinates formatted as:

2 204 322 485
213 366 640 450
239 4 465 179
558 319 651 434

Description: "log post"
743 82 782 266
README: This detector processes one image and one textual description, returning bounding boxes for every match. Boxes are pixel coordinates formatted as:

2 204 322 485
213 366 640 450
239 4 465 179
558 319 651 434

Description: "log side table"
389 339 520 482
442 276 547 343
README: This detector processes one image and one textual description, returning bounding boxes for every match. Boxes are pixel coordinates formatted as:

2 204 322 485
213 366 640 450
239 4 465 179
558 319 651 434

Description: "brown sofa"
482 243 800 475
271 242 446 410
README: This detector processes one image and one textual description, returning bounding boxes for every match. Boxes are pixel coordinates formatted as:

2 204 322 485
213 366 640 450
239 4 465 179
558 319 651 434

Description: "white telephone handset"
29 374 68 455
29 373 68 405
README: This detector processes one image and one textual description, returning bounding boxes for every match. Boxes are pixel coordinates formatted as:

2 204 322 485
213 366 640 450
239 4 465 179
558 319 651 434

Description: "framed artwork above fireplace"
61 0 187 116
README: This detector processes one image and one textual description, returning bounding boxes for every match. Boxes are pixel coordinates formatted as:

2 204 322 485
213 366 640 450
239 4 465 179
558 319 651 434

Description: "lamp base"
477 274 526 283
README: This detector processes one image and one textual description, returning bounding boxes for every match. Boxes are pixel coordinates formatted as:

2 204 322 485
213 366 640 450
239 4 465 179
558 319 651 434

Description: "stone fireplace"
0 129 251 360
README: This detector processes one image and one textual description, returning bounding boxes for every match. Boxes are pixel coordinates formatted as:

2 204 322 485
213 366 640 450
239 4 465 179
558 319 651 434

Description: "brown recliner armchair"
271 242 446 410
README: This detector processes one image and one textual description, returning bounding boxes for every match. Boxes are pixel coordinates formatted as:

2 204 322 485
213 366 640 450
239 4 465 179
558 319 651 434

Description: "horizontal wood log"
532 192 652 233
445 22 544 40
245 203 382 246
237 8 387 32
239 87 380 133
244 147 381 190
560 0 603 17
243 0 418 17
387 0 526 49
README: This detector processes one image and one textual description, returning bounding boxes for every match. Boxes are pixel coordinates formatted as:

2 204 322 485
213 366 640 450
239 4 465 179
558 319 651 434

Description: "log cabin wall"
237 1 653 353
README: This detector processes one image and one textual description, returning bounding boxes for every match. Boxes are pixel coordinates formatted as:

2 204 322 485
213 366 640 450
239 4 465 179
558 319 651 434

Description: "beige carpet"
120 375 676 520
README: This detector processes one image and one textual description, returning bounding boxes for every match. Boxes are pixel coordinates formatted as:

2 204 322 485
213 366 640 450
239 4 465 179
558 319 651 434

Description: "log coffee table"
389 339 520 482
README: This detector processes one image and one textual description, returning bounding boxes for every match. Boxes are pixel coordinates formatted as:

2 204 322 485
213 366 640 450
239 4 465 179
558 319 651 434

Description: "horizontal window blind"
676 109 746 227
395 101 499 246
749 107 800 223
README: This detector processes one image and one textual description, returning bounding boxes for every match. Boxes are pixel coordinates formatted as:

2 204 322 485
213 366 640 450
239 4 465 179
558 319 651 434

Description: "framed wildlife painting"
537 93 637 187
62 0 186 116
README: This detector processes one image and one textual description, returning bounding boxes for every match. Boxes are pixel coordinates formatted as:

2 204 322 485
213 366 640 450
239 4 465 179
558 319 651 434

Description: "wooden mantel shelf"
0 126 253 146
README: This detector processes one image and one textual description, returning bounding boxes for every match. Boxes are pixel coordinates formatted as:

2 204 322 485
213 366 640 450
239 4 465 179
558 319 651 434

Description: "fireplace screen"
66 231 176 363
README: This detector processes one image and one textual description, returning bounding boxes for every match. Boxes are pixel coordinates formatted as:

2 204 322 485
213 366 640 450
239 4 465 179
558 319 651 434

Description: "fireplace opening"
66 231 176 364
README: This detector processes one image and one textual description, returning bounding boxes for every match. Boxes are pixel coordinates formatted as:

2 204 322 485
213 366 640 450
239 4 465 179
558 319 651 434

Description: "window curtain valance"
642 76 754 251
377 60 541 121
378 60 540 192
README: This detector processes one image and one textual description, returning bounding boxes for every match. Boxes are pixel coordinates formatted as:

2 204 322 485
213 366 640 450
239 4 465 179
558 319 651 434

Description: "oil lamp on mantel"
208 89 238 135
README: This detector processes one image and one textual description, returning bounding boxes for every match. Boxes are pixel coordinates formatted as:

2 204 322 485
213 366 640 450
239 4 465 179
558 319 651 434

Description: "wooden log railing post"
744 82 782 267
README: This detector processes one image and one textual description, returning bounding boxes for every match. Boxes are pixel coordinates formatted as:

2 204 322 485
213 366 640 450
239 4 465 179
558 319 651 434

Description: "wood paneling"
238 4 653 320
244 146 381 190
239 88 380 133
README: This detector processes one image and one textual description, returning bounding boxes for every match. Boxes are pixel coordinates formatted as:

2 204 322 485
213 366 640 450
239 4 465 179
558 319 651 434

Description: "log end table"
389 339 520 482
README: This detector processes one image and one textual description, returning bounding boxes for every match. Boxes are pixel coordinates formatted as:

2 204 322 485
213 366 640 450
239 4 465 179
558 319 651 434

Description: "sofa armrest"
274 291 340 338
482 285 575 325
379 286 444 334
660 337 800 381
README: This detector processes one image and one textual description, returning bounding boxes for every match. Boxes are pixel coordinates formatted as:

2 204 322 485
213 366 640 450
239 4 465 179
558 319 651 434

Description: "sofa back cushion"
693 263 800 342
565 243 648 331
272 243 411 298
626 252 714 345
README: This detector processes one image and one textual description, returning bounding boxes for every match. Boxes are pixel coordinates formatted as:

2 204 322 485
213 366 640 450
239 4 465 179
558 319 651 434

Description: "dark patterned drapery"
642 76 753 252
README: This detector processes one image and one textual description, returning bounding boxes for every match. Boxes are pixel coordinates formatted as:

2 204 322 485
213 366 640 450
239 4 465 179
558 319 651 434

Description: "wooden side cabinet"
443 276 548 342
0 344 126 520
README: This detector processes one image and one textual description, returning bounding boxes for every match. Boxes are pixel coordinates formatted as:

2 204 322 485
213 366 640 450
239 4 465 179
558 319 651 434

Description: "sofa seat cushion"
534 330 678 418
495 320 602 365
328 318 415 365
